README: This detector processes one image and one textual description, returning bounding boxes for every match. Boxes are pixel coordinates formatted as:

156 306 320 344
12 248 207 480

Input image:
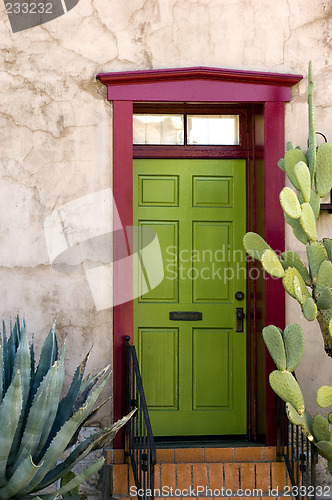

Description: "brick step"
107 446 278 465
156 446 277 463
111 460 288 498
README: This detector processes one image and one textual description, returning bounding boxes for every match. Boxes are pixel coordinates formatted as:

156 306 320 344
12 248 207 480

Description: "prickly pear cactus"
261 320 332 469
243 61 332 356
244 62 332 475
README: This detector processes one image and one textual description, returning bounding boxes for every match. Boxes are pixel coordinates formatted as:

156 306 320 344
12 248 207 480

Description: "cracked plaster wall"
1 0 332 457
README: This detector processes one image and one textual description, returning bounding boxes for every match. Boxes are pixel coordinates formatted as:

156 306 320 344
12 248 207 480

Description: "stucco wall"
1 0 332 441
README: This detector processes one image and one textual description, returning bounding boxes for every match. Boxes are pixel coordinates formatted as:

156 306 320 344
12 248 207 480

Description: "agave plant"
0 316 133 500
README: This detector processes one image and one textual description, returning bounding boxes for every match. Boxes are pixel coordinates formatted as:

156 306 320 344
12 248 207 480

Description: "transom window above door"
133 113 240 146
132 104 248 158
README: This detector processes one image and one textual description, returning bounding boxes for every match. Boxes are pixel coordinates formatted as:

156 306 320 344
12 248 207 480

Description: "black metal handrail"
277 395 318 499
125 336 156 499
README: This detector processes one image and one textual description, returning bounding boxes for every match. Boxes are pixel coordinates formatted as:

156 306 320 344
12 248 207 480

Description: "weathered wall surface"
1 0 332 464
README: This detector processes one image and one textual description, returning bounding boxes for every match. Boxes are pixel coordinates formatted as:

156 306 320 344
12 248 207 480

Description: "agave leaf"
12 317 20 351
0 455 41 500
25 374 111 493
45 351 91 450
30 337 35 388
60 471 79 497
79 374 94 393
36 458 105 500
66 398 111 450
0 344 3 404
13 362 59 471
29 324 57 405
2 318 9 391
71 365 111 416
0 372 22 485
36 429 106 491
36 406 136 492
13 331 31 408
8 323 17 382
7 332 33 466
35 345 66 461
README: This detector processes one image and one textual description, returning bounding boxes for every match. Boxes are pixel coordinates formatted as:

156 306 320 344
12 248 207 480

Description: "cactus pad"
278 158 285 172
315 142 332 197
261 249 285 278
284 149 307 190
307 144 317 179
308 189 320 221
316 260 332 294
283 323 304 372
323 239 332 261
303 297 317 321
300 202 317 241
285 402 304 426
280 187 301 219
282 267 309 300
317 287 332 310
306 242 328 282
317 385 332 408
293 221 310 244
269 370 305 415
302 410 314 438
293 275 309 305
295 161 311 203
316 441 332 462
313 415 330 442
284 214 309 244
262 325 286 370
281 251 311 285
243 232 271 261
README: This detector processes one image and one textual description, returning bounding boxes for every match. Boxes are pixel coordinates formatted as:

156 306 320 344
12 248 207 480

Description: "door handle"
236 308 245 332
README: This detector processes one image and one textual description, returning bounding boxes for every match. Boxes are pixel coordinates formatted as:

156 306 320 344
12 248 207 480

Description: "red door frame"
97 67 302 446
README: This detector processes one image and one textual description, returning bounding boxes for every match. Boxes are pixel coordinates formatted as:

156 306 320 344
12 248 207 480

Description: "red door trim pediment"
97 66 302 102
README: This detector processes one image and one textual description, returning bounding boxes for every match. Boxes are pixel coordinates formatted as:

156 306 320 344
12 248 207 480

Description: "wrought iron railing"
277 395 318 499
125 336 157 499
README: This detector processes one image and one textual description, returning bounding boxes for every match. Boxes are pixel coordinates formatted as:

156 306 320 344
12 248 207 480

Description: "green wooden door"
133 159 247 436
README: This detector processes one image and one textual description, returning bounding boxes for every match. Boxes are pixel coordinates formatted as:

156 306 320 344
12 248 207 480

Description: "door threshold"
154 435 264 449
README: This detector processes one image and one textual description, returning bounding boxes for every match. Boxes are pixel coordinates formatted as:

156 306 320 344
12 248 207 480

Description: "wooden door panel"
134 159 246 436
193 328 231 409
139 327 179 410
138 221 179 302
192 222 231 302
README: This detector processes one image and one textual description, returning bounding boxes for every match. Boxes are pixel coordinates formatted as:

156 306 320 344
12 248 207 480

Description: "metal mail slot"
169 311 203 321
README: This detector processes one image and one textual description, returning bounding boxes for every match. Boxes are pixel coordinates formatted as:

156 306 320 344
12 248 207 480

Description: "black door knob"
235 291 245 301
